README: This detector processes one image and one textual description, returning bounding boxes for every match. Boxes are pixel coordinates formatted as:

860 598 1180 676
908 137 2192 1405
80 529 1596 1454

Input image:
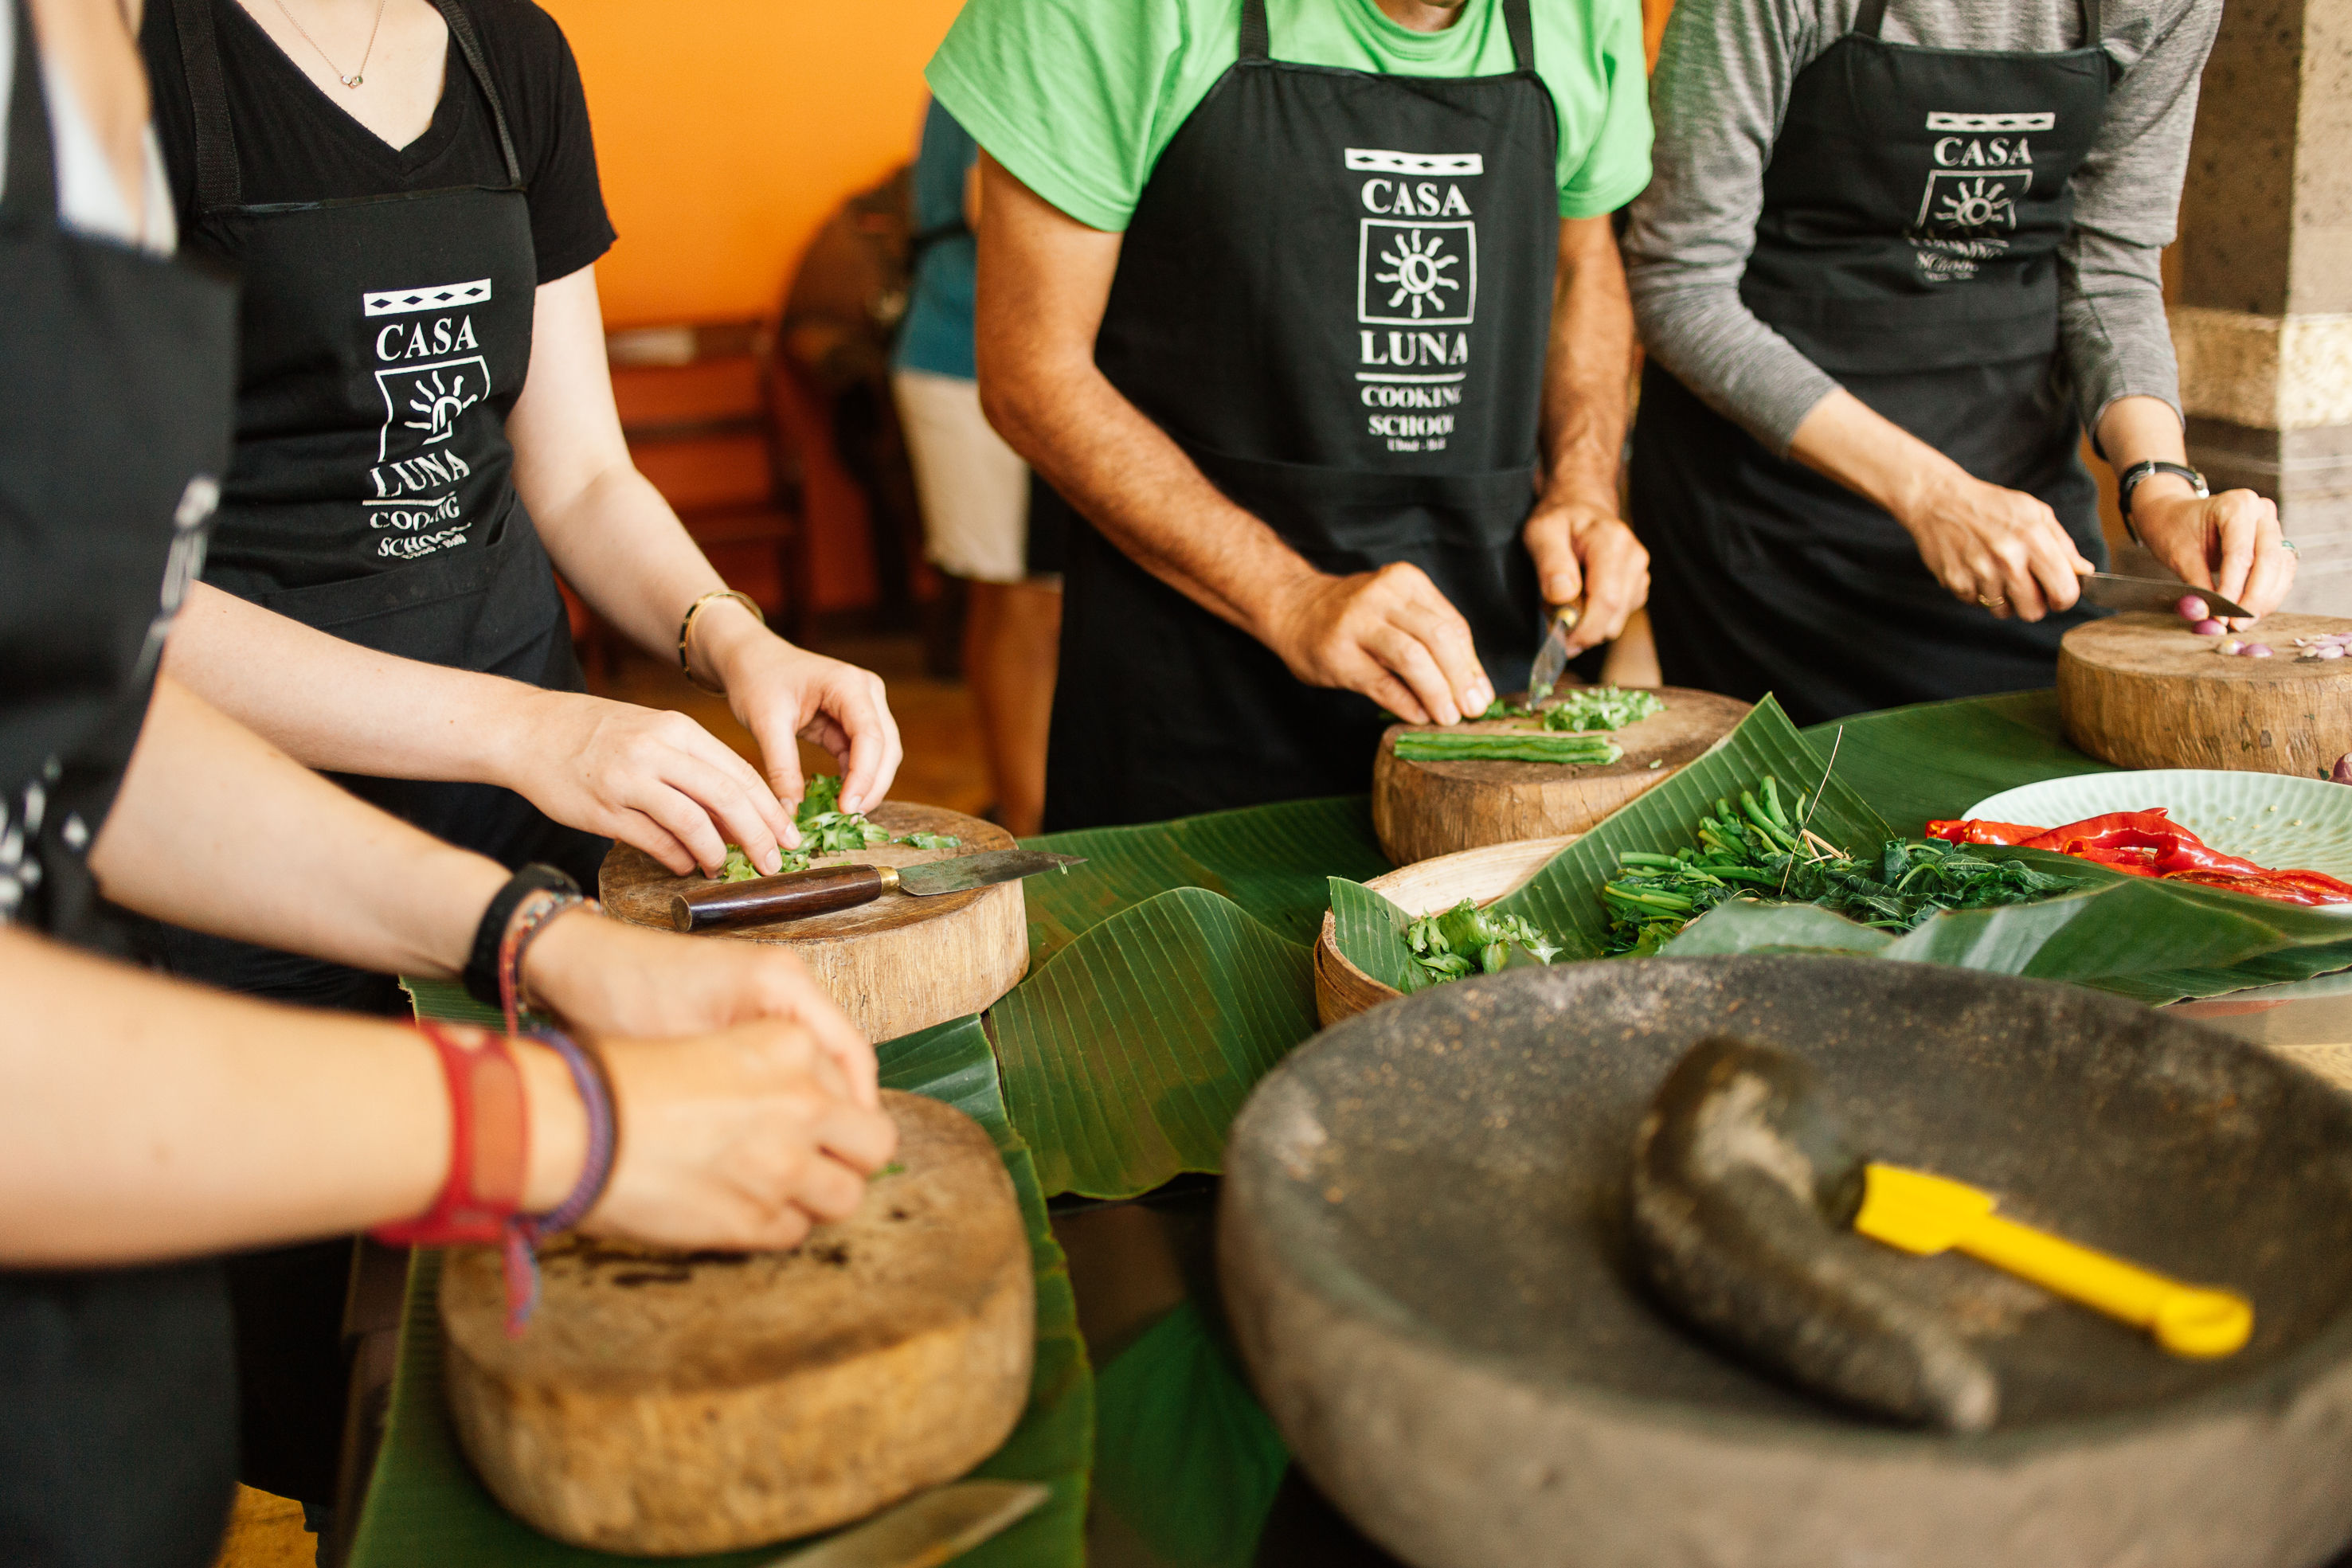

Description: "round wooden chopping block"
1221 957 2352 1568
1313 835 1574 1027
2057 612 2352 776
599 804 1025 1044
1371 688 1750 866
440 1089 1035 1556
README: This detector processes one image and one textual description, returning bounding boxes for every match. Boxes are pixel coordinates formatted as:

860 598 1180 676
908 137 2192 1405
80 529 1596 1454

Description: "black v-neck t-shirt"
141 0 616 284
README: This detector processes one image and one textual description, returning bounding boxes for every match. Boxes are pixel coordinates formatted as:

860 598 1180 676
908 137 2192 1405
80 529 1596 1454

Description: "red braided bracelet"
372 1022 527 1248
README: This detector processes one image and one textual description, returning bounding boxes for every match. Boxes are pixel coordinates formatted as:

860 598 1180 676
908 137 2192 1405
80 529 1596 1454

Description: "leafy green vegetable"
1599 775 2083 955
1403 897 1563 983
715 777 960 881
1393 732 1623 765
1477 686 1666 731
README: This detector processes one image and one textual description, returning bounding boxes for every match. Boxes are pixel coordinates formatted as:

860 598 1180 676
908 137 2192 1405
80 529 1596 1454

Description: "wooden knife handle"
671 863 895 933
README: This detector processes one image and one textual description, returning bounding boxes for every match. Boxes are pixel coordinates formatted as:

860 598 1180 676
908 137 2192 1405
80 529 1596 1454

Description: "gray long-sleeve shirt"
1622 0 2218 456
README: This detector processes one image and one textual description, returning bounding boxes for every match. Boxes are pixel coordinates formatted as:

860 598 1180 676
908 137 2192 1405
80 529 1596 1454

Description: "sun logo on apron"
402 368 483 444
1933 176 2017 233
1372 229 1462 319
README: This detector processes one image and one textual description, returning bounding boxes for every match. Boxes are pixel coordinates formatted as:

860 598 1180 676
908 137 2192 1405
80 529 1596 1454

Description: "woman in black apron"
1 7 893 1563
1625 0 2294 727
137 0 902 1020
980 0 1649 831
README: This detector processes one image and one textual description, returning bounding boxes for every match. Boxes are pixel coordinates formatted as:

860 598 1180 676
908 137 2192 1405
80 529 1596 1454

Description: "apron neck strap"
1240 0 1532 70
1852 0 1889 38
1240 0 1270 63
2 0 56 223
170 0 241 212
1500 0 1535 72
174 0 523 213
432 0 521 190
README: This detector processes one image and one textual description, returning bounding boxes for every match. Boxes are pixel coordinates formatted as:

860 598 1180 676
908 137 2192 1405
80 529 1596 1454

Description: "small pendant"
342 73 363 88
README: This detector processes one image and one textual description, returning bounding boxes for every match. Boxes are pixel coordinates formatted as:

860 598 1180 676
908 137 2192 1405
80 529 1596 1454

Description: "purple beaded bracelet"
498 1027 618 1337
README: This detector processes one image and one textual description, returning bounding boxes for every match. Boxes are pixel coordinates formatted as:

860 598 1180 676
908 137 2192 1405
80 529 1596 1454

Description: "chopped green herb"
1404 898 1564 985
1599 775 2083 955
870 1160 907 1181
716 779 961 882
1478 686 1666 732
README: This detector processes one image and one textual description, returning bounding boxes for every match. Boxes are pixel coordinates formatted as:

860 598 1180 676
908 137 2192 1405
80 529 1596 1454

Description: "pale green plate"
1965 769 2352 893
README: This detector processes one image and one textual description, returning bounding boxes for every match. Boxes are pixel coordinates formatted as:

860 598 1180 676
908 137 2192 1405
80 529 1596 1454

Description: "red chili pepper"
1924 819 2045 846
1920 809 2352 906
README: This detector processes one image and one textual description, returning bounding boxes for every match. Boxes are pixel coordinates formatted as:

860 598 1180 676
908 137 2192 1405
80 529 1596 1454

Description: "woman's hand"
491 689 796 877
2130 483 2295 625
520 912 878 1109
580 1019 900 1251
689 601 903 815
1896 466 2096 621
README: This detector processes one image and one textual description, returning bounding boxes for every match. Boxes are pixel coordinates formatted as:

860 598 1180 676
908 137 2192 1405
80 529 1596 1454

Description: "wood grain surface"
600 803 1026 1043
440 1089 1035 1555
1371 689 1750 866
1314 836 1576 1027
2058 612 2352 776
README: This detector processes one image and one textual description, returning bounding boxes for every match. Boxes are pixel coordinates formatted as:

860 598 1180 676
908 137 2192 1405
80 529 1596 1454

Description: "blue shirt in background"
893 99 980 381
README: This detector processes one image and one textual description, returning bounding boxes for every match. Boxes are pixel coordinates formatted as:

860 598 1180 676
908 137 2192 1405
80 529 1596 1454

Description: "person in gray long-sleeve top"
1620 0 2297 725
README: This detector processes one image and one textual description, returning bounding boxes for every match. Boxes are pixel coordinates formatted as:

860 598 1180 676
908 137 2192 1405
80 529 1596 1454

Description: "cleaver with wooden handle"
672 848 1086 933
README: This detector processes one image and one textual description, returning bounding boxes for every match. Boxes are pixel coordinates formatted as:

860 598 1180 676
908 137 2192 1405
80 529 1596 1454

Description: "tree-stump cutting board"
1372 687 1751 866
599 804 1024 1044
2057 612 2352 776
440 1089 1035 1556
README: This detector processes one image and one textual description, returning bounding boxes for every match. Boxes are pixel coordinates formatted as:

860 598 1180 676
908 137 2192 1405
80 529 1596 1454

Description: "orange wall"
542 0 965 328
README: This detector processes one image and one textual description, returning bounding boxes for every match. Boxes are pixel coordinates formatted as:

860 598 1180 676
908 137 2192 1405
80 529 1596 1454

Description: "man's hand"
2131 483 2294 626
1524 501 1650 657
520 913 879 1109
1261 562 1495 725
689 600 904 815
581 1019 899 1252
1896 466 2094 621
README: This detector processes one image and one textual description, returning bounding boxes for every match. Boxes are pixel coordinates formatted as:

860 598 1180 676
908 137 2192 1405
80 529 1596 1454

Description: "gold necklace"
272 0 390 90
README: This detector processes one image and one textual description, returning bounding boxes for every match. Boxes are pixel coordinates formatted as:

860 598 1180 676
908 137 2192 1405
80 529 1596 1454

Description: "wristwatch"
2116 459 2207 544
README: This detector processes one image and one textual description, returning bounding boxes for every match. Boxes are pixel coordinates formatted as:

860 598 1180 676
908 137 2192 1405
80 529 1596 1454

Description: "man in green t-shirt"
929 0 1654 831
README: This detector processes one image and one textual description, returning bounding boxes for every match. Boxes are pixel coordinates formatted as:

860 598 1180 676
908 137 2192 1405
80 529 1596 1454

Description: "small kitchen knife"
755 1480 1051 1568
672 848 1086 933
2077 573 2255 620
1525 600 1583 706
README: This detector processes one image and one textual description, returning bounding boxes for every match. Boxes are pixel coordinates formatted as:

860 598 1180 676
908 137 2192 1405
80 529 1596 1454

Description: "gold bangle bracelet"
676 588 765 695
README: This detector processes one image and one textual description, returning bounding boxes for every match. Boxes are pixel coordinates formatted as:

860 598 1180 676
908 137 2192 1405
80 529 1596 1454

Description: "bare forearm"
0 929 585 1265
90 676 506 977
980 354 1313 635
1539 217 1635 513
1787 387 1958 521
530 463 727 660
166 582 543 784
2096 394 2192 496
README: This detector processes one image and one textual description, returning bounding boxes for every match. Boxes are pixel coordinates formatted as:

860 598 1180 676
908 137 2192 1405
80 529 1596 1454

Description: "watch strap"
2117 460 2208 544
464 864 582 1008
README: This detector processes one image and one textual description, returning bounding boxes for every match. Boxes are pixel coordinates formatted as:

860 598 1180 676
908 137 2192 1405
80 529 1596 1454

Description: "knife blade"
756 1480 1051 1568
2077 573 2254 620
671 849 1086 933
1526 600 1583 706
2168 986 2352 1094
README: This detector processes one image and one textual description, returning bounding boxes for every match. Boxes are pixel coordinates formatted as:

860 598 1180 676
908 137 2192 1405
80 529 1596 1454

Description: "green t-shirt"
926 0 1653 233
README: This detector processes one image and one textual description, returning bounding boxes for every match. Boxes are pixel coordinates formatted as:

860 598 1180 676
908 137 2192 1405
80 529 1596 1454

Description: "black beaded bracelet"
463 864 582 1009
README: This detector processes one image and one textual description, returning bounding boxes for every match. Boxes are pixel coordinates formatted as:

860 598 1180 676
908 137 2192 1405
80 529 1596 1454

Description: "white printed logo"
1344 148 1485 176
363 280 495 560
1910 110 2049 281
1360 222 1475 325
363 278 493 316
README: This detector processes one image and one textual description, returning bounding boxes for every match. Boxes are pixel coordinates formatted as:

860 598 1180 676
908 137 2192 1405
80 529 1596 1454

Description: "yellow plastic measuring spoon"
1853 1163 2253 1359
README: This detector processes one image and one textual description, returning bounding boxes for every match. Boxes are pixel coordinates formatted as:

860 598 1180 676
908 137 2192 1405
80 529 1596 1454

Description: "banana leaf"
350 1004 1092 1568
1485 694 1896 955
1798 688 2115 830
989 887 1318 1200
1022 796 1388 967
1325 874 1425 995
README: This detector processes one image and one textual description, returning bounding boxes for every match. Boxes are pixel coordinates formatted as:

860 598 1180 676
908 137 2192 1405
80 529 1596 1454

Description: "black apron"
0 6 241 1562
1040 0 1559 831
153 0 605 1016
1628 0 2115 727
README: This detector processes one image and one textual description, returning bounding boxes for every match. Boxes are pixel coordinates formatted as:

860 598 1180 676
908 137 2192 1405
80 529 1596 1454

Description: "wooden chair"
569 318 811 686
